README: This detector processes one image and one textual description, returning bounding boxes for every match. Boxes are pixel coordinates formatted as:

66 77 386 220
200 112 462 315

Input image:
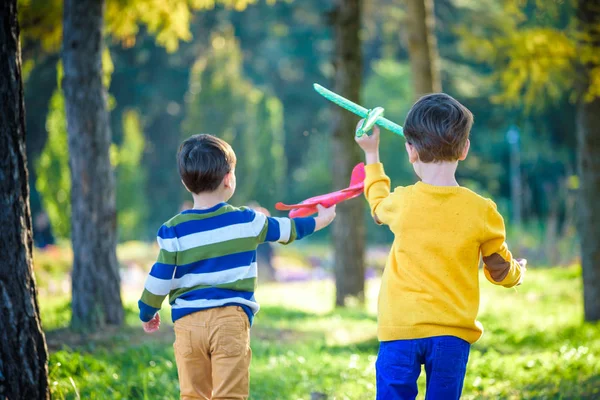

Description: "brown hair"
177 134 236 194
403 93 473 162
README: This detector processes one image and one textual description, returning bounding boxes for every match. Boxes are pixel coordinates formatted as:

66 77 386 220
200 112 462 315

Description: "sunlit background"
14 0 599 398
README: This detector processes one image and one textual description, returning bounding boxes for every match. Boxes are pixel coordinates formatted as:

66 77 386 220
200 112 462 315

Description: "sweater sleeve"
480 200 524 288
257 213 316 245
364 163 397 225
138 225 177 322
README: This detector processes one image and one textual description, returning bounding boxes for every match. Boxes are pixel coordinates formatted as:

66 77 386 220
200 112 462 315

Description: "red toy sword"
275 163 365 218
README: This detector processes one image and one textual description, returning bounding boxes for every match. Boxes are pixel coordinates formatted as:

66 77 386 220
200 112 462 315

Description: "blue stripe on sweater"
264 217 281 242
176 287 255 302
172 251 256 279
149 263 176 279
157 224 176 239
293 217 316 240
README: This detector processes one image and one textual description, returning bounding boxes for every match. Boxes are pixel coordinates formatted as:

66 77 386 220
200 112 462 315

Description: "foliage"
115 110 149 241
36 82 71 238
182 26 285 206
456 0 600 110
18 0 265 53
36 61 149 240
42 265 600 398
21 0 583 247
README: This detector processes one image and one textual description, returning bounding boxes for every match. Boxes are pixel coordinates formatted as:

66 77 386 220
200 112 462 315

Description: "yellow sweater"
364 163 524 344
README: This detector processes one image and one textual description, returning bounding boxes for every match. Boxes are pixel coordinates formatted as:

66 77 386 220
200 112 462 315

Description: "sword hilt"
356 107 385 137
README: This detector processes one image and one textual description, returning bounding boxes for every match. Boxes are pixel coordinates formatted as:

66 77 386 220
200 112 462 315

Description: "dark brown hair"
403 93 473 162
177 134 236 194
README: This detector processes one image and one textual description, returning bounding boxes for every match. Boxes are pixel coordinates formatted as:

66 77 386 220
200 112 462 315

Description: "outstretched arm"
355 125 396 225
258 205 336 244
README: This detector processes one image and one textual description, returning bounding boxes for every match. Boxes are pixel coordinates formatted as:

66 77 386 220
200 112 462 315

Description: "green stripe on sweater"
141 289 166 308
177 236 259 265
169 277 257 302
164 205 237 227
157 248 177 264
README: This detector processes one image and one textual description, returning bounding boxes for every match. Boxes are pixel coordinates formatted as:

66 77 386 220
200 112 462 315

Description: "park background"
2 0 600 398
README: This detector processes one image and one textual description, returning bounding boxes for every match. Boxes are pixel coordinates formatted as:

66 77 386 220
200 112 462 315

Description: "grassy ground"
42 265 600 399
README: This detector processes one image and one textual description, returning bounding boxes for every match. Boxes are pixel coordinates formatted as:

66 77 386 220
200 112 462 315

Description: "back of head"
403 93 473 163
178 134 236 194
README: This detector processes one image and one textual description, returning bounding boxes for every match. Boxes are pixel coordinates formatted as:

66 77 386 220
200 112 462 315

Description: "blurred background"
10 0 599 398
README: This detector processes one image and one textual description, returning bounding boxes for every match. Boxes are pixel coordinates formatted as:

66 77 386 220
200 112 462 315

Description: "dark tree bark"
62 0 123 329
0 0 50 398
404 0 441 96
331 0 366 307
576 0 600 322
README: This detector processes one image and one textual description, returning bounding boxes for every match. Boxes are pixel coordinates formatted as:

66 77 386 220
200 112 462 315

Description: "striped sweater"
138 203 316 325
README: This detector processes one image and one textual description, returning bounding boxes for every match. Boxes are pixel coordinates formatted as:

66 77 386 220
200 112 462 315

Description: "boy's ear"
223 172 232 188
458 139 470 161
405 142 419 164
181 179 192 193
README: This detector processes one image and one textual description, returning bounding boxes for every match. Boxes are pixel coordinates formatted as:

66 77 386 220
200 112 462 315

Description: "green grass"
42 266 600 399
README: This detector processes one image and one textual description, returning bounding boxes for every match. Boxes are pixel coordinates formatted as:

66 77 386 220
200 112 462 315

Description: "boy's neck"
190 191 228 210
416 160 460 187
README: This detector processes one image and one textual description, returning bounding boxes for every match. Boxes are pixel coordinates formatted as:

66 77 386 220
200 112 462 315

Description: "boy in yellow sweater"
355 93 527 400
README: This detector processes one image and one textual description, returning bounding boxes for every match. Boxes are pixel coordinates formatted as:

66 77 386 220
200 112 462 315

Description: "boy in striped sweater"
138 134 336 399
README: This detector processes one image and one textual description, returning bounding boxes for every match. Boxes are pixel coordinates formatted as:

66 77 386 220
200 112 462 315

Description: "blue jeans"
376 336 470 400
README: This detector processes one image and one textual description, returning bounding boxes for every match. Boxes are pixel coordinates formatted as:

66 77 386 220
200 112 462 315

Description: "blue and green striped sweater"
138 203 316 325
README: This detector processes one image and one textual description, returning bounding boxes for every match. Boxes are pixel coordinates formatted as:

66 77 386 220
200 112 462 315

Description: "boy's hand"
355 120 380 164
515 258 527 286
314 204 336 232
143 313 161 333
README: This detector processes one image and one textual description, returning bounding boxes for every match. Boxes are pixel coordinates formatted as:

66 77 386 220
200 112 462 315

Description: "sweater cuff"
292 217 316 240
138 300 159 322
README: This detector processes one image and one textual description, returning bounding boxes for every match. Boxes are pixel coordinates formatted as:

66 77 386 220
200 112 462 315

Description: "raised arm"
481 200 526 288
355 124 397 226
138 225 177 322
363 163 397 226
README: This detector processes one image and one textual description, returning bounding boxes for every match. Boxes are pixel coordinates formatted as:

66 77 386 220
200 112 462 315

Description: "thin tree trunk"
577 0 600 322
404 0 441 96
62 0 123 329
0 1 50 397
331 0 365 307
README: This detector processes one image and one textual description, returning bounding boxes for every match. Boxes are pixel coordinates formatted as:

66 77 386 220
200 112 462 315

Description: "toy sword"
313 83 405 138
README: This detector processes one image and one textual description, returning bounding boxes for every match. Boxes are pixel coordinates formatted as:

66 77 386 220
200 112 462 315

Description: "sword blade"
313 83 404 137
313 84 369 117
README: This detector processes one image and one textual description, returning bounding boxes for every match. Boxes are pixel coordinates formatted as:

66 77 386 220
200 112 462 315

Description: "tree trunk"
331 0 366 307
577 0 600 322
404 0 441 96
0 1 50 397
62 0 123 329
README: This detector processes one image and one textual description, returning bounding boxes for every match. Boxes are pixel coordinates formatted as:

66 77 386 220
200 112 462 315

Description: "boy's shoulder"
159 204 258 232
395 183 495 208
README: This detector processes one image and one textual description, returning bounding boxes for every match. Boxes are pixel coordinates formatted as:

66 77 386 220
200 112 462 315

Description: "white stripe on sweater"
157 213 267 252
144 275 172 296
171 263 257 290
173 297 260 314
272 217 291 243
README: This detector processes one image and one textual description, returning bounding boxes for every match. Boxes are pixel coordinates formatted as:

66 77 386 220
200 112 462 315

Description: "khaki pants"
173 306 252 400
